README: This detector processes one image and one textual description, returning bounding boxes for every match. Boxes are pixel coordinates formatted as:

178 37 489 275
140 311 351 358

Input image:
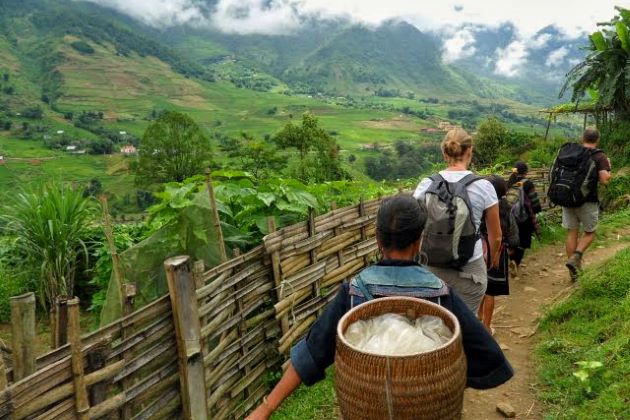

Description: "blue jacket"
290 259 514 389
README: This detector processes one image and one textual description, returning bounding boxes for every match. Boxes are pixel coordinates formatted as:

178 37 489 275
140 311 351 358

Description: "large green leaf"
590 31 607 51
616 22 630 53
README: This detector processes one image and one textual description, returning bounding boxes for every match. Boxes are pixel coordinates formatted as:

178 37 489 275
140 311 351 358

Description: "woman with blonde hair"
413 128 502 313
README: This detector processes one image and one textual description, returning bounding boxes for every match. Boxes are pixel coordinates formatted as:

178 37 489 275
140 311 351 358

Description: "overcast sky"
84 0 626 36
83 0 628 77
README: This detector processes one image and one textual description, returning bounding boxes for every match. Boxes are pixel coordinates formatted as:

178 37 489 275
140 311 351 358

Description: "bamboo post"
267 217 289 335
0 348 6 390
122 283 136 317
205 169 227 262
68 297 90 420
165 256 208 420
52 295 70 348
11 292 36 380
358 197 370 267
330 202 346 278
192 260 205 290
583 113 588 130
86 340 110 406
99 195 126 316
307 208 321 299
544 112 552 140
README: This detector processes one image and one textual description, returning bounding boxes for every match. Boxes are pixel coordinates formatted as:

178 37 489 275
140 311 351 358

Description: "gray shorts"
428 257 487 313
562 202 599 233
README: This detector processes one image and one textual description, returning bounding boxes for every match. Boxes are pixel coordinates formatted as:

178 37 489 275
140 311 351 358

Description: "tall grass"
1 183 95 310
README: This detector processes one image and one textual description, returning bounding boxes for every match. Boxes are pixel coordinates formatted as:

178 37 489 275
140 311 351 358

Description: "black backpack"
548 143 600 208
421 173 482 269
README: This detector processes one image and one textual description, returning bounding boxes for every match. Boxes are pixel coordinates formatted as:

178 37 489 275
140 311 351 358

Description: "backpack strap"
458 173 483 187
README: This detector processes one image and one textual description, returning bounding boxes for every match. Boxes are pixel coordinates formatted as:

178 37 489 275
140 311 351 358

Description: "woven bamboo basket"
335 296 467 420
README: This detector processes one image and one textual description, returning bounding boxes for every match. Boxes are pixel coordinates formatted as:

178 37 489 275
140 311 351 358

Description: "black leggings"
510 247 526 266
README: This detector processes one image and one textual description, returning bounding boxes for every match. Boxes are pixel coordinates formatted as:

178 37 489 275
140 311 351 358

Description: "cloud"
494 40 528 77
210 0 302 35
546 46 569 67
82 0 208 26
442 28 476 63
530 33 552 49
82 0 621 37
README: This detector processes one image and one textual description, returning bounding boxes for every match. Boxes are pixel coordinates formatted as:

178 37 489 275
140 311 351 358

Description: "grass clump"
272 367 336 420
536 247 630 419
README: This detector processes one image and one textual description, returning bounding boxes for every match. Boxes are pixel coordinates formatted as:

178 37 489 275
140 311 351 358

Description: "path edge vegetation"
535 210 630 420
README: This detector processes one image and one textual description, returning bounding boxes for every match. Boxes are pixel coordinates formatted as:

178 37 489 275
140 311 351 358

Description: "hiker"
478 175 520 332
506 161 542 274
413 128 502 313
548 128 612 280
245 195 513 420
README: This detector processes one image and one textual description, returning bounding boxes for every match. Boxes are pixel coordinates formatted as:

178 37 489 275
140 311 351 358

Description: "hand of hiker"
245 402 272 420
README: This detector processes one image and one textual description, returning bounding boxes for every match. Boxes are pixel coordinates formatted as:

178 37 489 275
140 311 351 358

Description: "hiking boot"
509 260 518 279
566 253 582 282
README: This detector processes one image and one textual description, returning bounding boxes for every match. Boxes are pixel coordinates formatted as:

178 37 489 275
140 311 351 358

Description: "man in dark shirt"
246 195 513 420
564 128 612 279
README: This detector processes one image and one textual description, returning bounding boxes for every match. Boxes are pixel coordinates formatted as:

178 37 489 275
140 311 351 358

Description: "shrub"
70 40 95 54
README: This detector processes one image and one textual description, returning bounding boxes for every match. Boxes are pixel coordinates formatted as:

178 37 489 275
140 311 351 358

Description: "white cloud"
442 28 476 63
82 0 208 26
83 0 621 37
210 0 301 35
545 46 569 67
494 40 529 77
530 33 552 49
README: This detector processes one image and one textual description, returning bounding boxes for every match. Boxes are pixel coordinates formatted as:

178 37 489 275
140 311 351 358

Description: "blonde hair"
441 128 473 161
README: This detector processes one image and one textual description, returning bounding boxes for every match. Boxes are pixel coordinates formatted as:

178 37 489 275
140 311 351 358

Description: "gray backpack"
421 173 482 268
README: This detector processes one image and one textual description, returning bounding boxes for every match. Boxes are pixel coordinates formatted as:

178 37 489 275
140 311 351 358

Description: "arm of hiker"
447 290 514 389
485 204 502 268
245 364 302 420
247 284 351 418
412 177 431 200
599 170 612 185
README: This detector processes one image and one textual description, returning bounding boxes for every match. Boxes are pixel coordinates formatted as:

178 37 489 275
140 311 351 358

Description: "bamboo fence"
0 169 550 419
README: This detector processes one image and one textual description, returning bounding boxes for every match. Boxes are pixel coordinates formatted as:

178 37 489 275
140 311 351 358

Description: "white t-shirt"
413 170 498 263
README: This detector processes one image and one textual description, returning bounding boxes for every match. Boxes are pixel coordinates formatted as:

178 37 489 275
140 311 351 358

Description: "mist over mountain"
0 0 589 107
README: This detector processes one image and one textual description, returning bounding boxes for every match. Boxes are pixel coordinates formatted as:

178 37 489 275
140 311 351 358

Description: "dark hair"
376 194 427 250
508 161 528 187
582 127 600 144
486 174 508 198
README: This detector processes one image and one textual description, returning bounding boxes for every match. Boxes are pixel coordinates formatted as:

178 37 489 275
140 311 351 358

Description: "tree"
474 117 508 166
560 7 630 119
1 184 94 310
273 113 344 182
136 111 211 185
233 133 286 179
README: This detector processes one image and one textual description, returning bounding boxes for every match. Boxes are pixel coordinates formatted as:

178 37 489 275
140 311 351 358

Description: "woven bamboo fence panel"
0 169 549 420
0 295 182 419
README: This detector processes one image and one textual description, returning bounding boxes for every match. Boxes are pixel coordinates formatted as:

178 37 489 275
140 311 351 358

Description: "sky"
83 0 628 77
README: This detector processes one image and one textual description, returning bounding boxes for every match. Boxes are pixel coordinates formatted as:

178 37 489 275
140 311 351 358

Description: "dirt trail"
462 227 630 420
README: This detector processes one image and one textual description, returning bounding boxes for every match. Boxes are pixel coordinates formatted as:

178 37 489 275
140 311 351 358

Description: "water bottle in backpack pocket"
548 143 599 208
421 174 481 269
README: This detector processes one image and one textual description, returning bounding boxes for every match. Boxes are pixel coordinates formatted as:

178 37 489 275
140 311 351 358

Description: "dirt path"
462 227 630 419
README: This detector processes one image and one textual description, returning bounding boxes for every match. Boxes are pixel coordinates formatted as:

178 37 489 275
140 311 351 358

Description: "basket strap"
385 357 394 420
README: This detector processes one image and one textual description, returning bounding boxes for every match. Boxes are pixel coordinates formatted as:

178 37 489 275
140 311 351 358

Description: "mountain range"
0 0 588 114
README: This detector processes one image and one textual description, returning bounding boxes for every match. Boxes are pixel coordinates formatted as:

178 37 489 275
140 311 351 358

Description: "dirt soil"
462 227 630 420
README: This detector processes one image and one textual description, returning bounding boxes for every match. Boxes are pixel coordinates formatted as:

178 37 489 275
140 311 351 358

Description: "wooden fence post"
205 169 227 262
11 292 36 380
0 344 8 390
68 297 90 420
192 260 205 290
52 295 70 348
267 217 289 336
165 256 208 420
